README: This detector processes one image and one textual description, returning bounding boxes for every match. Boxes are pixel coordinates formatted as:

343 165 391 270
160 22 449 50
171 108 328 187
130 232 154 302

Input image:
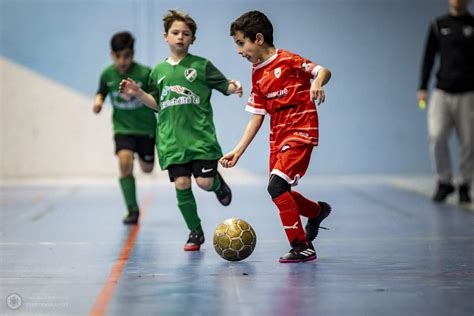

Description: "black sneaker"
432 182 455 202
214 172 232 206
305 201 331 242
279 241 317 263
184 229 205 251
123 210 139 225
459 183 472 204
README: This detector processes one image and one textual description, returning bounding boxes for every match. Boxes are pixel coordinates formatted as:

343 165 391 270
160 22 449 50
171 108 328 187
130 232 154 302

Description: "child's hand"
119 78 140 97
93 103 103 114
219 151 240 168
310 81 326 105
228 80 243 97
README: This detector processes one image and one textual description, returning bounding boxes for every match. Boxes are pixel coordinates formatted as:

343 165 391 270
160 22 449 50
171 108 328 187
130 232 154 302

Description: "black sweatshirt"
420 13 474 93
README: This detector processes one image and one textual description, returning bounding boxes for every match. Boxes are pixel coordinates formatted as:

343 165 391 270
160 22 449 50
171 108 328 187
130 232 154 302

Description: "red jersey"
246 49 322 149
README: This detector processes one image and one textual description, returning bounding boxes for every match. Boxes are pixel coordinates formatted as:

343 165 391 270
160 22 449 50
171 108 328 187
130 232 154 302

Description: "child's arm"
310 67 332 105
119 78 158 111
227 80 243 97
219 114 264 168
93 94 105 114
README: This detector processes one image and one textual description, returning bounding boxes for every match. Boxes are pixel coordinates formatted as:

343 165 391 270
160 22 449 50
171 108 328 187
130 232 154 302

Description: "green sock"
176 188 201 231
206 175 221 192
119 176 138 212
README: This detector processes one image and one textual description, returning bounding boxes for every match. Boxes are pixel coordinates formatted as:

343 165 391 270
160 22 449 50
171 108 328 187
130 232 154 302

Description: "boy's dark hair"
110 31 135 52
230 11 274 47
163 10 197 37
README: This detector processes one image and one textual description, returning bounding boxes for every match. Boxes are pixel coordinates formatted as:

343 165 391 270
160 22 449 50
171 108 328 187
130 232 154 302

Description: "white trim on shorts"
271 169 301 186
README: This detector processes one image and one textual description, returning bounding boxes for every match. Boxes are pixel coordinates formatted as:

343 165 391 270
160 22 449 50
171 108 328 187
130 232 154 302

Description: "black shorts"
168 160 218 182
114 134 156 163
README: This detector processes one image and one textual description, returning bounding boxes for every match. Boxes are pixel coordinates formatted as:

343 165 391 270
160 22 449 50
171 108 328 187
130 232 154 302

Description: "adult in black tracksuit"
417 0 474 204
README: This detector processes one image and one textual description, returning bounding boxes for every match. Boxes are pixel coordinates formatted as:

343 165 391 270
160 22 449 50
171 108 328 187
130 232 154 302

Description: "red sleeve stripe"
294 127 319 130
286 83 304 89
287 109 316 117
284 137 318 144
296 89 310 95
272 123 318 130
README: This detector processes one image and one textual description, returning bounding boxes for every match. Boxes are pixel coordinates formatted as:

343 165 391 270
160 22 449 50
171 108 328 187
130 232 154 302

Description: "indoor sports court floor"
1 175 473 315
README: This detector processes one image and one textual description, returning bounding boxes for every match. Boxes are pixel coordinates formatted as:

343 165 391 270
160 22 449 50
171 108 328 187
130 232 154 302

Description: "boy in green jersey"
120 11 242 250
93 31 157 225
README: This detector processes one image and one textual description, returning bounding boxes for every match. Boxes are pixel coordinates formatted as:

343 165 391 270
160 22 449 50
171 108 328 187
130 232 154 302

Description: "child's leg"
118 149 139 213
290 191 320 218
268 174 307 244
138 159 154 173
136 135 155 174
174 176 202 232
169 163 204 251
193 160 231 206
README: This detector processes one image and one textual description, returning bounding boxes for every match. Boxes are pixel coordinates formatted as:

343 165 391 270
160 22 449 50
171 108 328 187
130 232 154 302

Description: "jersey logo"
107 81 114 87
201 167 213 173
266 88 288 99
274 67 281 78
160 85 200 110
184 68 197 82
463 26 473 38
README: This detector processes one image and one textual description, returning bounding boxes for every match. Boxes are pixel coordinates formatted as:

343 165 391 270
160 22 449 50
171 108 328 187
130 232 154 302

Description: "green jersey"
97 62 157 136
149 54 230 170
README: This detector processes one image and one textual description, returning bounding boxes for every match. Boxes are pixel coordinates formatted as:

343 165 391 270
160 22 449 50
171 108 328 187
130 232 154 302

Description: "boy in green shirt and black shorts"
93 31 157 225
120 10 242 250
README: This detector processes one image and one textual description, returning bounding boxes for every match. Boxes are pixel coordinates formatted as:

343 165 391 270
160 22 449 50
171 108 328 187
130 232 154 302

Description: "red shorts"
269 141 314 186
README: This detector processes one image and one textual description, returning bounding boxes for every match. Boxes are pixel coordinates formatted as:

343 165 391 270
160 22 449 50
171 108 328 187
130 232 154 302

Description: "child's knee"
267 175 291 199
196 177 213 191
175 176 192 190
141 162 154 173
119 159 134 176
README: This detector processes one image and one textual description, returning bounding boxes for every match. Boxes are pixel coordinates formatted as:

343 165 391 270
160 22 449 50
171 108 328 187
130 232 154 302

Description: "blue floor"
1 177 473 315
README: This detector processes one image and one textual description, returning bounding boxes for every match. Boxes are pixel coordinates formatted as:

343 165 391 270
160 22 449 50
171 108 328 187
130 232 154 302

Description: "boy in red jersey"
220 11 333 263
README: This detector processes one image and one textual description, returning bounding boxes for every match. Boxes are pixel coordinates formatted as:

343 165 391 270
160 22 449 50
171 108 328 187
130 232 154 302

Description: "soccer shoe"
305 201 331 242
214 172 232 206
123 210 139 225
432 182 455 202
459 183 472 204
279 241 317 263
184 229 205 251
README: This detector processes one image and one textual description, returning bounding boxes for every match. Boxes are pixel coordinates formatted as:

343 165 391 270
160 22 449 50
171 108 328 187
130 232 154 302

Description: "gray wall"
1 0 467 177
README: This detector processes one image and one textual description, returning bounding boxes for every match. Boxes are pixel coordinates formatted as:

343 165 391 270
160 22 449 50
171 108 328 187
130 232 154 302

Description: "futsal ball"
213 218 257 261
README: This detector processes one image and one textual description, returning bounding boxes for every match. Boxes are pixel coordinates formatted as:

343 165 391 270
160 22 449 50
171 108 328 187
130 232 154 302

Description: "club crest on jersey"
184 68 197 82
274 67 281 78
